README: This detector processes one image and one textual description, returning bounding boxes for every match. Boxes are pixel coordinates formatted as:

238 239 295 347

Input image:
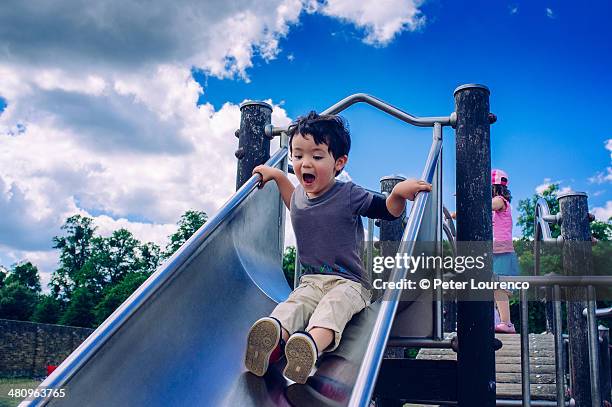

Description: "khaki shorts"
270 274 372 352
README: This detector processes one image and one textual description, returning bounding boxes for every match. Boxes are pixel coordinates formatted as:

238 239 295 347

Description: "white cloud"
588 139 612 184
312 0 425 45
592 201 612 221
589 167 612 184
535 178 554 194
535 179 574 196
509 5 519 14
546 8 555 18
0 0 422 281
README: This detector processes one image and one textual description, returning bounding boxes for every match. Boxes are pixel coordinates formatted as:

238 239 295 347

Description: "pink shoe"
495 322 516 334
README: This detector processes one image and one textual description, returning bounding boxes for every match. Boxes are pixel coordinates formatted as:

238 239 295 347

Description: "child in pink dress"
491 169 520 334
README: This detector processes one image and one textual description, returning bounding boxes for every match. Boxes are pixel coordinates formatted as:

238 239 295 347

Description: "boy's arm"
252 165 294 209
386 179 432 218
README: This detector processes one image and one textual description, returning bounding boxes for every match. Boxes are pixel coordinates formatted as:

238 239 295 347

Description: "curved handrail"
29 148 289 406
534 198 556 276
442 205 457 257
266 93 453 137
442 206 456 238
348 128 443 407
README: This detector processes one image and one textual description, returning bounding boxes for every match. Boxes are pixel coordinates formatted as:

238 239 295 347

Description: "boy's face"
291 133 347 198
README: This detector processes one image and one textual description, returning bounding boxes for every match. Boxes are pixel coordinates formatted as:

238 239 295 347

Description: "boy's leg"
245 276 323 376
283 277 370 384
306 278 371 353
270 276 323 337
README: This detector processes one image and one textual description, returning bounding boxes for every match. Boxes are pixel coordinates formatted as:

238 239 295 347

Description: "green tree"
85 229 141 288
0 265 7 288
137 242 161 273
0 282 38 321
164 210 208 258
32 294 64 324
4 261 41 292
59 286 96 327
51 215 97 299
591 218 612 241
282 246 296 287
516 184 561 239
94 272 150 324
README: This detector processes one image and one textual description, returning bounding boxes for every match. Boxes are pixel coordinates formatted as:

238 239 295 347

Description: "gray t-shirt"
290 180 374 289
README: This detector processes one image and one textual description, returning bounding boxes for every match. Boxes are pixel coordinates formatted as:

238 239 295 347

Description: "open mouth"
302 173 316 185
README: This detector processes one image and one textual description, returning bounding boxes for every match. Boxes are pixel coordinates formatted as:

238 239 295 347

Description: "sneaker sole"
245 318 280 376
284 335 316 384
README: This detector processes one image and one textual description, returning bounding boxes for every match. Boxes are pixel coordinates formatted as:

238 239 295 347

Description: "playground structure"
23 85 611 407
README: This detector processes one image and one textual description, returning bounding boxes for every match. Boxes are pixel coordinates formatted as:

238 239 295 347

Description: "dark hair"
492 184 512 203
287 111 351 176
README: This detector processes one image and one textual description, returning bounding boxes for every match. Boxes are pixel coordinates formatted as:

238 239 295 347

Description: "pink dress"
492 196 514 254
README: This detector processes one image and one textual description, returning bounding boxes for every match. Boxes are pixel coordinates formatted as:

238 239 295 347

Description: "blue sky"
0 0 610 282
197 1 612 226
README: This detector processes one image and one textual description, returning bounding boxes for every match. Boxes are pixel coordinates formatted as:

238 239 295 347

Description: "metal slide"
26 95 444 407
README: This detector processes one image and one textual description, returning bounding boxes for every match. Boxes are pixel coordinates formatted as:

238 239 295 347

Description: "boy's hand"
252 165 281 188
392 179 432 201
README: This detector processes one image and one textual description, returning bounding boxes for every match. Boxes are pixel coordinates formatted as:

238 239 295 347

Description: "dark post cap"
380 175 407 182
239 101 273 110
453 84 490 96
557 191 588 200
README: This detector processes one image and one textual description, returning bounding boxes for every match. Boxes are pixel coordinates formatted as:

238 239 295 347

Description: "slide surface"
31 177 386 407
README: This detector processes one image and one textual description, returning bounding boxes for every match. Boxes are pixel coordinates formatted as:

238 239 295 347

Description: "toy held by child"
244 111 431 383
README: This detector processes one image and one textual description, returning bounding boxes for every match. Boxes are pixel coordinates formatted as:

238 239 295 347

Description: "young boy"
244 111 431 384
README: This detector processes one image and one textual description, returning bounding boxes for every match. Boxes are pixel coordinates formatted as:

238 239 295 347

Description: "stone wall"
0 319 94 378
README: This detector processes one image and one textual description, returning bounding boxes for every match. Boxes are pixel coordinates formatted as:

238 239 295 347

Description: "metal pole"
598 326 611 405
434 124 444 341
367 218 375 283
454 83 496 407
378 175 407 303
235 101 272 189
558 192 595 407
554 284 566 407
587 285 602 407
521 288 532 406
380 175 407 363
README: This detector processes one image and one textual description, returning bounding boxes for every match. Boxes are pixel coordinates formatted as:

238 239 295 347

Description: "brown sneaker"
284 331 318 384
245 317 283 376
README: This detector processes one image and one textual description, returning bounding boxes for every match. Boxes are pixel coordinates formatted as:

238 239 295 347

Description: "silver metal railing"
266 93 455 139
500 196 611 407
349 128 443 407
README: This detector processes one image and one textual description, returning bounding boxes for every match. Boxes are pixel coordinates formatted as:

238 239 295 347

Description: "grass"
0 378 42 407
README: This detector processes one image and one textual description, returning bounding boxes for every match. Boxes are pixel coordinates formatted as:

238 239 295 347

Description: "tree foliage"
51 215 97 300
0 262 42 321
94 272 151 325
282 246 296 287
163 210 208 258
516 184 561 239
591 218 612 241
32 294 64 324
59 286 96 327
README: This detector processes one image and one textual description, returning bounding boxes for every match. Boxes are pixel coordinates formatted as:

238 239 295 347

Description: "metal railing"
494 198 612 407
271 93 452 406
349 126 444 406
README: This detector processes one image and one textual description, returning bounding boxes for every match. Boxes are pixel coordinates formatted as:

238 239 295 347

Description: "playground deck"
417 333 557 401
